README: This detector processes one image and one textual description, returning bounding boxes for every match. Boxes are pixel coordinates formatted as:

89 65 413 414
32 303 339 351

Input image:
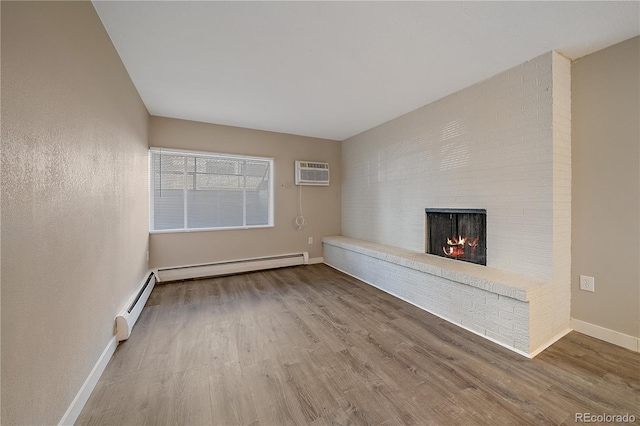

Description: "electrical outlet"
308 237 313 245
579 275 595 292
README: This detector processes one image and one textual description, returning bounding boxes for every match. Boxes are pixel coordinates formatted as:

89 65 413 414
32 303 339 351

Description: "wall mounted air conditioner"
295 161 330 186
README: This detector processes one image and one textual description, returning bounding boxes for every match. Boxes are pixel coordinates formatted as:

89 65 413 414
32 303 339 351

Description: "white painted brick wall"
528 51 572 352
342 52 555 279
336 51 572 356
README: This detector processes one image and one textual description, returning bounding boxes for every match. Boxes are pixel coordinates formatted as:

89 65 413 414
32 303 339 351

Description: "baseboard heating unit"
155 252 310 283
115 271 156 342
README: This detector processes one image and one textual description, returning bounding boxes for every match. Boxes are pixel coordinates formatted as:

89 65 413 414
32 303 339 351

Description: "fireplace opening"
425 209 486 266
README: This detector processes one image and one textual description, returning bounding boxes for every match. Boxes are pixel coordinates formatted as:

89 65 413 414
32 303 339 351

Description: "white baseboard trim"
59 336 118 425
571 318 640 352
529 327 572 358
156 252 308 282
308 257 324 265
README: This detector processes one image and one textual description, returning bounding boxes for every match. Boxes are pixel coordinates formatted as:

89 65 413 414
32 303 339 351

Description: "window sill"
149 224 274 234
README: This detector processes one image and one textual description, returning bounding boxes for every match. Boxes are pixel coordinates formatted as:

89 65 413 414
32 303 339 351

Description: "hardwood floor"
77 264 640 425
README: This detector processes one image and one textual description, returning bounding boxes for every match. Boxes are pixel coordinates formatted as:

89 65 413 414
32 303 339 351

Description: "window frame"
149 147 274 234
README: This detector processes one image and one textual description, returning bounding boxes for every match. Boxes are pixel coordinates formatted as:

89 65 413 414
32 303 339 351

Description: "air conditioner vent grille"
295 160 330 186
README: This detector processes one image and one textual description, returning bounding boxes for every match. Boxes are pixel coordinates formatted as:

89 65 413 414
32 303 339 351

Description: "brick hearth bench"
322 236 560 357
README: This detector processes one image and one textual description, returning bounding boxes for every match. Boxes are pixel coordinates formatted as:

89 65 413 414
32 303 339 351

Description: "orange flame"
443 236 479 258
446 236 466 246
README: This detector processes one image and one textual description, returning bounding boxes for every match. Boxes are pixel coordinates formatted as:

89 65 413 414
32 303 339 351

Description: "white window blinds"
150 148 273 232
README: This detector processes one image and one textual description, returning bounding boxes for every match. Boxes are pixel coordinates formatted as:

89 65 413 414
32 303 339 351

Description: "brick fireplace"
334 51 572 357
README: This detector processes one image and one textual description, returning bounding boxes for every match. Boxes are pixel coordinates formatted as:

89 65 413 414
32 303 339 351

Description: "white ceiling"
93 1 640 141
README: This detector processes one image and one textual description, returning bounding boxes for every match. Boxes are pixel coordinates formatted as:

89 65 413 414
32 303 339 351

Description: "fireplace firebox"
425 209 487 265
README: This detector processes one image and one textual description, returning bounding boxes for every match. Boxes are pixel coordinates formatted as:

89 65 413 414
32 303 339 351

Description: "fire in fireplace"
425 209 487 265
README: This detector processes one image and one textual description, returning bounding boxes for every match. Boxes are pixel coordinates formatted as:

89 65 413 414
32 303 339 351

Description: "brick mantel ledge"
322 236 549 302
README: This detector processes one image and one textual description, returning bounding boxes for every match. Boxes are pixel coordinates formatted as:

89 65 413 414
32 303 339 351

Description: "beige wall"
149 116 341 268
572 36 640 338
1 2 150 424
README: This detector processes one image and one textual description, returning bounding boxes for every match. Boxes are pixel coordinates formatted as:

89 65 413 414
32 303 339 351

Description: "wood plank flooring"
77 264 640 425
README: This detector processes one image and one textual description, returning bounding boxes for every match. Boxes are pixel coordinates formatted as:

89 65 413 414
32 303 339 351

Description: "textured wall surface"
148 116 341 268
572 36 640 338
342 53 556 279
1 2 149 424
539 51 572 350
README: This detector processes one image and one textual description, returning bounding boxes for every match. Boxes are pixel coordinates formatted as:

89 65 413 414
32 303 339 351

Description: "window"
150 148 273 232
